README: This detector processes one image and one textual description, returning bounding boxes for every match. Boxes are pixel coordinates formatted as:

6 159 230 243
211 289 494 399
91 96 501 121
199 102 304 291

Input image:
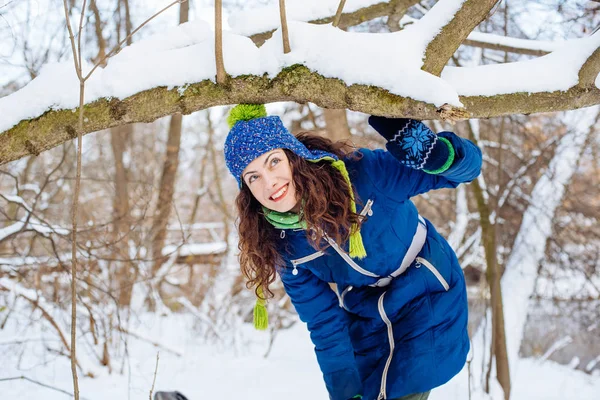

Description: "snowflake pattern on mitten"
388 119 438 169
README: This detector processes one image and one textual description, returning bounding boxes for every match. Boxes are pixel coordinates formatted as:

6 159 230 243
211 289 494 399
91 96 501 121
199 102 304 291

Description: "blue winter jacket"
275 128 482 400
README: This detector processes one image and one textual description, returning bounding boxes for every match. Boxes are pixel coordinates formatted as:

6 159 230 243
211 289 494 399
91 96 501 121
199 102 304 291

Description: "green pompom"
227 104 267 129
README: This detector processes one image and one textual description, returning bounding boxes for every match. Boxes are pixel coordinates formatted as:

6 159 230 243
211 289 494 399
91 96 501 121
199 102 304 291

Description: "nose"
264 172 278 188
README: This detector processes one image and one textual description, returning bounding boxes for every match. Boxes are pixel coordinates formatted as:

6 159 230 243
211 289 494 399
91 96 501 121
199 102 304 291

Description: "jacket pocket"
290 251 325 276
416 256 449 291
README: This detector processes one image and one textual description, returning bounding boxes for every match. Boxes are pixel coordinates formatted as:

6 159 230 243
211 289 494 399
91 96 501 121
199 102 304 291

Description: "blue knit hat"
224 104 336 185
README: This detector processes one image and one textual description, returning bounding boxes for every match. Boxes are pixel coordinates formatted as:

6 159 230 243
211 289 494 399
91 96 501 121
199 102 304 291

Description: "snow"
453 108 600 398
467 31 563 53
0 221 25 242
2 313 600 400
161 241 227 257
228 0 386 36
540 336 573 362
442 31 600 96
261 22 462 106
0 216 68 242
499 106 599 377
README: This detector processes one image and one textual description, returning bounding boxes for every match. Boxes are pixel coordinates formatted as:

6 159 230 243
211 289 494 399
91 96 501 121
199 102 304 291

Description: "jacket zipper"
377 291 394 400
339 285 353 309
323 198 379 277
415 257 449 291
359 199 374 219
324 236 379 278
290 251 324 275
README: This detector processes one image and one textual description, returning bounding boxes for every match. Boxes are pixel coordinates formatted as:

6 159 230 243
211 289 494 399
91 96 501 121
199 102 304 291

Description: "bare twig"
85 0 185 81
332 0 347 28
149 353 160 400
279 0 291 53
62 1 82 80
215 0 226 83
0 376 76 398
62 2 84 399
77 0 88 75
115 326 182 357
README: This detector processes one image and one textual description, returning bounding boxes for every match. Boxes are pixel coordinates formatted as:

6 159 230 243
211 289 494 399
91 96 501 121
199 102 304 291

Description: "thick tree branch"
1 65 599 166
579 46 600 86
421 0 500 76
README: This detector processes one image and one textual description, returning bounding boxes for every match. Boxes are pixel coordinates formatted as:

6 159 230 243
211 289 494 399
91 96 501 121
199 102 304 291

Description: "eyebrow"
242 151 281 180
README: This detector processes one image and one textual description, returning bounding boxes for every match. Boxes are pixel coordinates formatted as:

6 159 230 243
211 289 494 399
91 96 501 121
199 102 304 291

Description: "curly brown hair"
235 132 362 300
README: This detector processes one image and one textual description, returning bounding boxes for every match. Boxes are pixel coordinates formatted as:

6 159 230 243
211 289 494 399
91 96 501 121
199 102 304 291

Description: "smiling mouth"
270 184 289 202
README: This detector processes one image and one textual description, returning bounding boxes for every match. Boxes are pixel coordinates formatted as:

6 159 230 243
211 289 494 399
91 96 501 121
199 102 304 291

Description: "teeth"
272 185 287 200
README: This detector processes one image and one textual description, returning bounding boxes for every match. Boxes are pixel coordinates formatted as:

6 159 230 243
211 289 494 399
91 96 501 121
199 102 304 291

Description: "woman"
224 104 482 400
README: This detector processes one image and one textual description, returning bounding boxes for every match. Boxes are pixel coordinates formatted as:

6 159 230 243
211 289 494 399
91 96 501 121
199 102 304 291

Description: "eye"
270 157 281 167
248 174 259 184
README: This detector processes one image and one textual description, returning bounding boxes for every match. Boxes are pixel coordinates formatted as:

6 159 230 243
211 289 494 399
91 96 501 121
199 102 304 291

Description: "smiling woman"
223 104 482 400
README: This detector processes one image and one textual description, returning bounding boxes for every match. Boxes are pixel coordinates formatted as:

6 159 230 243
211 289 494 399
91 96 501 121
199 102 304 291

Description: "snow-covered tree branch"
0 0 599 166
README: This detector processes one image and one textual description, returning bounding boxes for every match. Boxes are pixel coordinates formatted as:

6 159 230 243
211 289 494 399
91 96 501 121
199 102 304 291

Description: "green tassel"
330 160 367 259
253 286 269 331
227 104 267 129
349 228 367 259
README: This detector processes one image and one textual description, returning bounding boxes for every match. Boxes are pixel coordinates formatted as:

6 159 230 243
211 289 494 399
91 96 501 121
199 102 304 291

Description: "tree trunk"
110 124 134 307
112 0 135 308
150 0 189 275
110 125 131 236
151 113 183 274
465 120 511 399
323 109 350 141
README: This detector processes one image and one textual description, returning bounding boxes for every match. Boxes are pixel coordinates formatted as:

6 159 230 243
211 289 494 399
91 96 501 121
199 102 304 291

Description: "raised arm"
360 117 482 201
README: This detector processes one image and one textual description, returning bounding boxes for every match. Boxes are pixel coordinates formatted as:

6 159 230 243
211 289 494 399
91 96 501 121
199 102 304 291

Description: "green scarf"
262 206 307 230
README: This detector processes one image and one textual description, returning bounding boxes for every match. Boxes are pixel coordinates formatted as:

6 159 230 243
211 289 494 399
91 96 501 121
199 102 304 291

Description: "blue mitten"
368 116 454 173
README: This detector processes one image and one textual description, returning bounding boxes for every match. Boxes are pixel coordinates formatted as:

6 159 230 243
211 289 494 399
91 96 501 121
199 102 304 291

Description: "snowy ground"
1 313 599 400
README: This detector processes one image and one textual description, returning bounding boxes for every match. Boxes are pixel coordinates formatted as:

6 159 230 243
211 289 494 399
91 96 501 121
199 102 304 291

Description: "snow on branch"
0 0 599 165
232 0 397 36
417 0 499 75
246 0 548 57
464 32 560 56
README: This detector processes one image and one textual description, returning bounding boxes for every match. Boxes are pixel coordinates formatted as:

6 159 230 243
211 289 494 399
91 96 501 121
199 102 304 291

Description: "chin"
274 203 295 213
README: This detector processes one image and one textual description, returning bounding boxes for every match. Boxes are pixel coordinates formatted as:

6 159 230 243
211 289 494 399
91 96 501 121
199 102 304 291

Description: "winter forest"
0 0 599 399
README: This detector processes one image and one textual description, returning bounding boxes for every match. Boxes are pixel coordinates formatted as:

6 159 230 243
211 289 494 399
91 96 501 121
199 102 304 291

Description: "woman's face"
242 149 301 213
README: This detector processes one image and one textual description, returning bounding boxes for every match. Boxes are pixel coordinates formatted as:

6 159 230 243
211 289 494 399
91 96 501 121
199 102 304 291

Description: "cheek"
249 183 266 202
